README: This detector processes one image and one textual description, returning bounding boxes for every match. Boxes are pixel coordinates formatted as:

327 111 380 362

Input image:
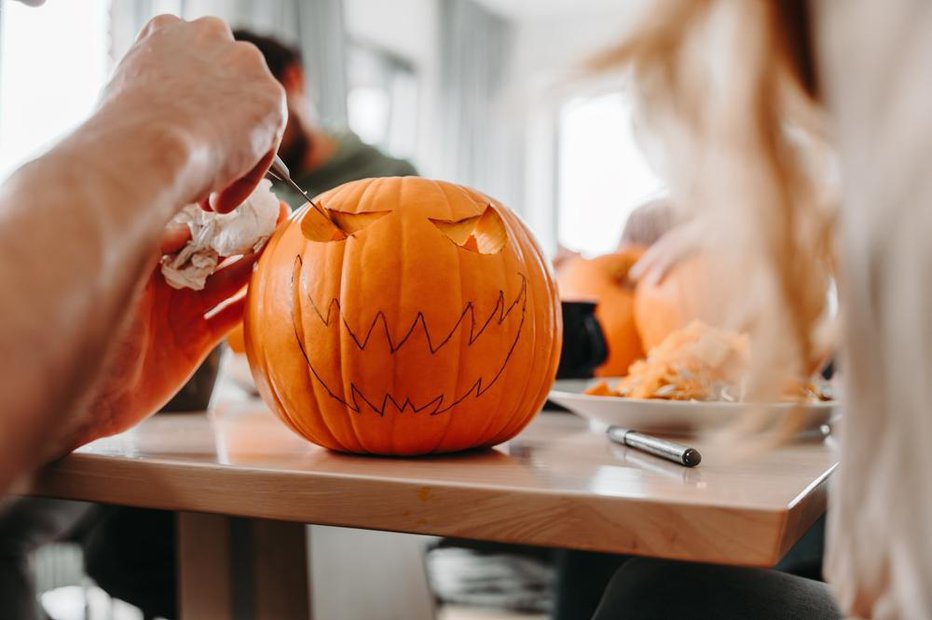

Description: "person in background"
617 197 674 249
76 29 420 620
0 10 285 619
552 197 673 274
233 29 417 208
552 244 582 271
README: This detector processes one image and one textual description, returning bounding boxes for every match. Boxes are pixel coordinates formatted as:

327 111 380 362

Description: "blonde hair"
593 0 837 438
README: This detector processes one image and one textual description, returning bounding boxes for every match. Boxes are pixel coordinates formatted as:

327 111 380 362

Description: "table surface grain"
26 390 837 566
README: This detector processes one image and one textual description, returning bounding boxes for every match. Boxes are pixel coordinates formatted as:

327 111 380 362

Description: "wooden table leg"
178 512 232 619
253 518 312 620
177 512 312 620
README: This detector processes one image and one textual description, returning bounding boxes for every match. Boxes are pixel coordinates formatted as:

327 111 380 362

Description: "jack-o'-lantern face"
245 177 561 456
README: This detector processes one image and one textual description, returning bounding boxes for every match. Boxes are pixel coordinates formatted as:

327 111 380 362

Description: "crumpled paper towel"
160 179 280 290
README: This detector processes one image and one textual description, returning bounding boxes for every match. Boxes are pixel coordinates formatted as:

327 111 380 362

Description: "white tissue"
160 179 280 290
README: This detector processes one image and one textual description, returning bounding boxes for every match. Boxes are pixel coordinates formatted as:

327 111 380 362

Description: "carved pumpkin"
556 249 645 376
244 177 561 455
633 256 711 352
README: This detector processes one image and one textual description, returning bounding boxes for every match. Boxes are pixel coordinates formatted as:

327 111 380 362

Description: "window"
346 42 418 161
557 91 665 256
0 0 110 181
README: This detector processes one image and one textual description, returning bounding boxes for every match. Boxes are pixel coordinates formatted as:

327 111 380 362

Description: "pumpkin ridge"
457 217 519 448
426 193 467 453
287 254 344 447
487 212 558 442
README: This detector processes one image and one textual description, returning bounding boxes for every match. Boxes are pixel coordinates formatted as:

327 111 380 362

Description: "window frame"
553 82 666 257
346 37 420 160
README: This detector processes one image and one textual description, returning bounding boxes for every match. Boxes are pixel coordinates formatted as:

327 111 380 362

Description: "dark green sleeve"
394 159 419 177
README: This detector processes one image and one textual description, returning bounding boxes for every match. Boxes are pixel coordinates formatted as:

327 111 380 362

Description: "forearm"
0 111 194 491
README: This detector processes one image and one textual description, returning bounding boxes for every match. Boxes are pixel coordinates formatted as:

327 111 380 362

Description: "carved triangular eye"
429 205 507 255
301 203 389 242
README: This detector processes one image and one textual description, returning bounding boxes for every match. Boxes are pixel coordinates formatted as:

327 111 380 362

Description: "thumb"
209 150 277 214
160 222 191 255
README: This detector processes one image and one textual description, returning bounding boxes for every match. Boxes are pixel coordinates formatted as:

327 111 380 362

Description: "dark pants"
554 516 827 620
0 500 175 620
553 549 626 620
591 557 841 619
83 507 176 620
0 498 96 620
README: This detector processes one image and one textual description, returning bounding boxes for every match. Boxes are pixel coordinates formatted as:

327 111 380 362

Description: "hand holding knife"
266 154 328 217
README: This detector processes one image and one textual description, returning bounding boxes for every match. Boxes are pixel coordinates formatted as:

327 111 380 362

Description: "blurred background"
0 0 664 258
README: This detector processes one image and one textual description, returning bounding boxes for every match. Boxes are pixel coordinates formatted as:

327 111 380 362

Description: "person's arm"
0 15 284 492
0 117 188 483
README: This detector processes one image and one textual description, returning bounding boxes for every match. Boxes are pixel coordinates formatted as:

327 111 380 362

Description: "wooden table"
26 396 837 619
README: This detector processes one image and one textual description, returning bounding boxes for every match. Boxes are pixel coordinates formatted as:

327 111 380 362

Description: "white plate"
548 378 836 435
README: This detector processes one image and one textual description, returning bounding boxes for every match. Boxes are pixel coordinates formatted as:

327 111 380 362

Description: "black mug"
160 346 223 412
557 301 608 379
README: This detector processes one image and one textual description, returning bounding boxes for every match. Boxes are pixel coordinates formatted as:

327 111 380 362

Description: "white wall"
507 5 648 252
511 7 644 84
343 0 441 175
344 0 438 67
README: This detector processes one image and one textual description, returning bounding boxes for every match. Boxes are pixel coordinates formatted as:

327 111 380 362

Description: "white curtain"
109 0 348 127
436 0 522 211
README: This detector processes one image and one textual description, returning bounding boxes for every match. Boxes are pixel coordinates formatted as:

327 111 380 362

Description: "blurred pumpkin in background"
633 256 711 352
244 177 561 455
556 248 645 376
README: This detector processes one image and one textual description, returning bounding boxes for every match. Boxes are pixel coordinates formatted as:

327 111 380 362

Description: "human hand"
552 245 581 272
95 15 286 213
63 204 288 450
629 220 704 286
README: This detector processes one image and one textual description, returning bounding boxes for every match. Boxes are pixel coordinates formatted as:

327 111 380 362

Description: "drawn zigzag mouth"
290 255 528 416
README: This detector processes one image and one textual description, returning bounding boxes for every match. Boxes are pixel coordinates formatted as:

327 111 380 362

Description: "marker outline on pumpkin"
289 255 528 416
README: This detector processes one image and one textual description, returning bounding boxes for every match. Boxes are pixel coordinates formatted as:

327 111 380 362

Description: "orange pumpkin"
557 250 645 376
227 323 246 353
633 256 711 352
244 178 562 455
